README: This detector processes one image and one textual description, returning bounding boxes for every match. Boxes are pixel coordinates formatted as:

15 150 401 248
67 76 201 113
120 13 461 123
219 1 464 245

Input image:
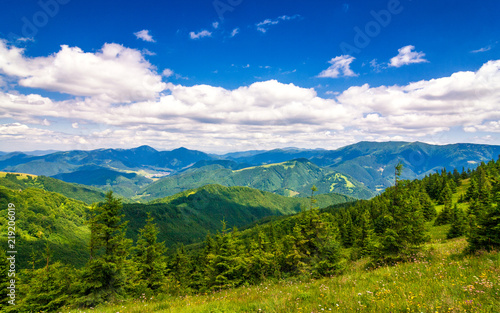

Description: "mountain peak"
131 145 158 153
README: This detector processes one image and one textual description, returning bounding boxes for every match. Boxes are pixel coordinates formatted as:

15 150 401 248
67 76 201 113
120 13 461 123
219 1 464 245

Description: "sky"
0 0 499 153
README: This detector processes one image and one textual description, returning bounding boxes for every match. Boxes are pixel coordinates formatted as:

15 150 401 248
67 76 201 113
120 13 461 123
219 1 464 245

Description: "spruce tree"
78 191 132 306
434 202 452 226
467 192 500 252
356 210 376 257
447 204 467 239
17 262 77 312
170 245 192 292
132 213 167 294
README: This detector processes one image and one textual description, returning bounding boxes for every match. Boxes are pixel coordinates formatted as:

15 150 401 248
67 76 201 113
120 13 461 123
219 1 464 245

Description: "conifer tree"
132 213 167 294
170 244 192 291
78 191 132 306
467 192 500 252
447 204 467 239
356 210 376 257
438 182 453 206
246 230 275 283
435 202 452 226
17 262 77 312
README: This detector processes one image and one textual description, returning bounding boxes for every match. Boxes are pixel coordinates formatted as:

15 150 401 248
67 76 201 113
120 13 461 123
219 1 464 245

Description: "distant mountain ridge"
1 141 499 198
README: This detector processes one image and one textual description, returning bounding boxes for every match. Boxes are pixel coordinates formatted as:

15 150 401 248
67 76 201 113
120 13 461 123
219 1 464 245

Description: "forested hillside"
0 178 353 268
125 184 354 247
138 158 374 201
2 156 499 312
0 172 106 204
0 186 91 269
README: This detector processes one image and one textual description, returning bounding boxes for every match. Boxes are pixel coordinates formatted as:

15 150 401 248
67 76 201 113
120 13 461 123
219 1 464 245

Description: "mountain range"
2 141 500 200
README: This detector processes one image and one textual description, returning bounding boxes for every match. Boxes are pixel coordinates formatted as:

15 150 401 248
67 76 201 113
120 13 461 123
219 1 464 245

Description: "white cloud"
162 68 174 77
2 60 500 151
230 28 239 37
471 45 492 53
72 122 79 129
256 15 301 33
318 55 358 78
370 59 385 73
0 41 166 103
212 22 219 29
134 30 156 42
389 45 428 67
189 30 212 39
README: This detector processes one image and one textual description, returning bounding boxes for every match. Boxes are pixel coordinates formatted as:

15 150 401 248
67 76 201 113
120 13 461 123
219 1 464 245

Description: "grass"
62 237 500 313
0 171 37 179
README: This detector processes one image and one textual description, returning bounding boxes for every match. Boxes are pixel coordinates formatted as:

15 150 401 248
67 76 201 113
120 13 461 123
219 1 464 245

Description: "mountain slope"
0 186 91 269
124 184 355 247
0 172 106 204
51 165 152 198
0 145 214 176
219 142 500 192
137 158 374 201
311 141 500 191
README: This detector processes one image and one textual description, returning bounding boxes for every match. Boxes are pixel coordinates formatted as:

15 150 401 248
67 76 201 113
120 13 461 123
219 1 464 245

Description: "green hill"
52 165 152 198
0 186 91 269
124 184 355 247
0 181 354 269
138 158 374 201
0 172 106 204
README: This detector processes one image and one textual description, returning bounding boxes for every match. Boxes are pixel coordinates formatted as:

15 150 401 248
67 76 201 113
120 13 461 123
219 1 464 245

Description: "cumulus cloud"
162 68 174 77
189 30 212 39
0 41 166 103
134 30 156 42
256 15 301 33
1 60 500 151
318 55 358 78
389 45 428 68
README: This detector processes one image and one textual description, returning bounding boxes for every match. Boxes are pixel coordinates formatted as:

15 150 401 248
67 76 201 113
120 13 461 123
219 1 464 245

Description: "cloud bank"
1 40 499 152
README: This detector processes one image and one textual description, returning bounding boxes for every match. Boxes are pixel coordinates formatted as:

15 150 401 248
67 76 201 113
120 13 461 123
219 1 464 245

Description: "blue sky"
0 0 499 152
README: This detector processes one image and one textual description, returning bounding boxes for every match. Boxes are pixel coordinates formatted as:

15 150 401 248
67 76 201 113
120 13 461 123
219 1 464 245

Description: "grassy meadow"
61 235 499 313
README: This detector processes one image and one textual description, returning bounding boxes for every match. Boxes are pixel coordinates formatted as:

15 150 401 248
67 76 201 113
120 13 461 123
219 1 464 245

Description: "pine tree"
132 213 167 294
435 202 452 226
17 262 78 312
438 182 453 206
447 204 467 239
372 166 429 263
246 230 275 283
205 222 246 290
419 188 437 221
78 191 132 306
465 177 479 201
453 168 462 187
356 210 376 257
467 192 500 252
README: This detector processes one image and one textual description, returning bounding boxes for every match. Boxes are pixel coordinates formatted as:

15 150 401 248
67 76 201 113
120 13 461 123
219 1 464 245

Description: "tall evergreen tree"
468 192 500 252
132 213 167 294
447 204 467 239
78 191 132 306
